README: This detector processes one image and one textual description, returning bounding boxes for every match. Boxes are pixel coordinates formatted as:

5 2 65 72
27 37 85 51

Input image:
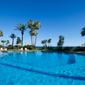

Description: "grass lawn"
75 51 85 53
7 49 19 51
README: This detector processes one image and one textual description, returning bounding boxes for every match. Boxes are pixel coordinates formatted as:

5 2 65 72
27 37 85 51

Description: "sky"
0 0 85 46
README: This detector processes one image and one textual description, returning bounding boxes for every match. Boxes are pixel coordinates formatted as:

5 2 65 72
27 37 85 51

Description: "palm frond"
10 33 16 38
0 30 3 37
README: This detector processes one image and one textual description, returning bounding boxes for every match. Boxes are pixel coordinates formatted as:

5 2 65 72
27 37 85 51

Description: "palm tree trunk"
13 38 14 46
12 38 14 49
35 30 38 46
22 34 23 46
33 36 34 46
48 43 49 47
22 31 24 46
35 35 37 46
3 43 4 48
31 26 32 46
48 43 50 47
31 35 32 45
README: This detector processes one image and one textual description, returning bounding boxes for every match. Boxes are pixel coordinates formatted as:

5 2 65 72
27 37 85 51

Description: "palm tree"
29 30 37 46
16 37 21 44
0 30 3 37
34 21 41 46
48 39 51 46
6 40 9 45
57 36 64 47
41 40 47 48
27 20 34 45
1 40 6 48
15 23 27 46
81 26 85 36
81 27 85 51
44 40 47 47
28 20 41 46
10 33 16 48
41 40 45 46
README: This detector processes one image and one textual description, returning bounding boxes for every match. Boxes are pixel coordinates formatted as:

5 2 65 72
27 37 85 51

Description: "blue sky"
0 0 85 46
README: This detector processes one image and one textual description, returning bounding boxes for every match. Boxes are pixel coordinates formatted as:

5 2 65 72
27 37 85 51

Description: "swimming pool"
0 52 85 85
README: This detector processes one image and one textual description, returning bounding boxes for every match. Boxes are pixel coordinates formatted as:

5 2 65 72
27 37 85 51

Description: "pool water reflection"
0 52 76 68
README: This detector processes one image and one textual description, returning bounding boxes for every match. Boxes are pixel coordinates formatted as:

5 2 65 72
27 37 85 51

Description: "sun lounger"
4 48 7 51
21 48 23 51
18 48 23 51
25 48 27 51
0 48 7 51
0 48 3 51
25 48 29 51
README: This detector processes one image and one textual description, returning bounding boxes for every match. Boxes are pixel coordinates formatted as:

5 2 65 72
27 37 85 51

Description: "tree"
81 26 85 36
41 40 45 46
10 33 16 48
34 21 41 46
57 36 64 47
27 20 34 45
41 40 47 48
29 30 38 46
16 37 21 44
44 40 47 45
6 40 9 45
15 23 27 46
28 20 41 46
48 39 51 46
0 30 3 37
1 40 6 48
44 40 47 48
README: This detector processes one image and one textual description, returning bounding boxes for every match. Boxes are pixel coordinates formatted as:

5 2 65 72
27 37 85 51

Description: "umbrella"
17 43 22 46
0 44 2 46
82 43 85 46
7 43 12 46
17 43 22 49
26 43 30 46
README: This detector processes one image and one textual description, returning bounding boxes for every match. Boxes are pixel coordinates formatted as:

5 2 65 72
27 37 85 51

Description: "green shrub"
58 47 62 51
74 46 85 51
0 45 3 48
19 46 23 49
63 47 70 51
13 46 16 49
47 47 54 50
8 46 12 49
24 45 33 50
7 46 17 49
55 47 62 51
42 46 47 49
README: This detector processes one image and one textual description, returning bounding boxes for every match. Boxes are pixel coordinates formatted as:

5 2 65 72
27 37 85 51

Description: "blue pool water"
0 52 85 85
